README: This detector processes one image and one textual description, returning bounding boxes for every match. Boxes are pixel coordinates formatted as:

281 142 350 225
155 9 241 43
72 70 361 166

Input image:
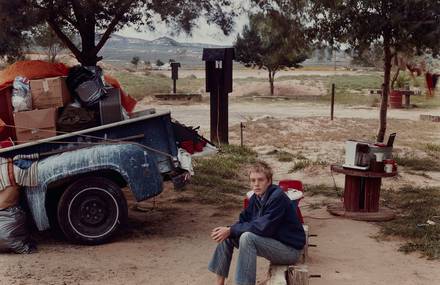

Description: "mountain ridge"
108 34 226 49
100 34 230 67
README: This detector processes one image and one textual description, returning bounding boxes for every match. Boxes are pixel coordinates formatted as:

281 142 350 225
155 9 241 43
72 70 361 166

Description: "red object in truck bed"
0 86 16 141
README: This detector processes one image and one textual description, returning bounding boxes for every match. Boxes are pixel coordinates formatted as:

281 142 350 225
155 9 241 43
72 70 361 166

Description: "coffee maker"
343 134 396 171
343 140 371 170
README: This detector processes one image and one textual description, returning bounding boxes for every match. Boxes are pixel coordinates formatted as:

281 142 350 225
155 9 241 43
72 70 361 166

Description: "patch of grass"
177 76 205 93
303 183 343 198
329 74 383 91
411 95 440 109
190 185 242 206
191 174 244 194
289 160 312 172
110 70 203 100
406 170 432 179
111 71 170 99
266 150 293 162
189 145 257 205
194 156 243 179
278 152 294 162
394 153 440 171
294 153 308 160
236 73 385 106
380 185 440 259
425 143 440 158
171 195 192 203
317 91 377 106
425 143 440 153
277 74 383 91
289 159 328 172
305 201 326 210
242 91 262 98
266 150 307 162
185 74 197 79
220 144 257 161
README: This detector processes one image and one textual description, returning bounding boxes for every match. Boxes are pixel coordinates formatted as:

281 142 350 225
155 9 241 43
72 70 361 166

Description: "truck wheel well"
47 170 128 190
45 170 128 228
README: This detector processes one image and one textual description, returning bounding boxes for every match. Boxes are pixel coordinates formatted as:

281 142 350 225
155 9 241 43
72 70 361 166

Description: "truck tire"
57 177 128 245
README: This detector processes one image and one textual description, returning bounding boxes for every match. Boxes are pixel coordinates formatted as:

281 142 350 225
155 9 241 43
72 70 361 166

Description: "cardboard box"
30 76 71 109
13 108 58 144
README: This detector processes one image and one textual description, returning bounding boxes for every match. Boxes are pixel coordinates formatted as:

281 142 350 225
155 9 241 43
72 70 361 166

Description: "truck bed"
0 110 178 174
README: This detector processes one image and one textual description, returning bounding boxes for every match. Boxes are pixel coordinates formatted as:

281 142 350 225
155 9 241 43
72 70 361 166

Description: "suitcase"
99 88 123 125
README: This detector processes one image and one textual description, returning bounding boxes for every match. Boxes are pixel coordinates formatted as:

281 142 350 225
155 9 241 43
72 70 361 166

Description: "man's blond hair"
248 161 273 182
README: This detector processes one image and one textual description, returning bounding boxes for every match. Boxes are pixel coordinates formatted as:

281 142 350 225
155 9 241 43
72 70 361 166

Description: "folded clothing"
0 154 39 193
13 154 38 188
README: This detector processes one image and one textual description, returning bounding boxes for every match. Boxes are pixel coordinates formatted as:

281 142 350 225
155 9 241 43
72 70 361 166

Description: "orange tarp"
0 60 137 113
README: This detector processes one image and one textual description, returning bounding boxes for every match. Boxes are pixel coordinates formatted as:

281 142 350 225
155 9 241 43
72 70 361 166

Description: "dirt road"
144 100 440 138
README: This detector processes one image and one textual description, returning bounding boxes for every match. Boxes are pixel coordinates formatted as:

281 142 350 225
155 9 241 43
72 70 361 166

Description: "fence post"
331 83 335 120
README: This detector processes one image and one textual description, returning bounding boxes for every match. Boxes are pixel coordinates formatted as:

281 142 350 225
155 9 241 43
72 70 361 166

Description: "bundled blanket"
0 154 39 192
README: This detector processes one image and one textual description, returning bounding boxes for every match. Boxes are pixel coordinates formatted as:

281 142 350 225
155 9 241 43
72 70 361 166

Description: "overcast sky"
118 11 249 45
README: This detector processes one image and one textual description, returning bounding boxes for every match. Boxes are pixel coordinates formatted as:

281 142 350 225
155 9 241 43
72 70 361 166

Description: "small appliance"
343 140 371 170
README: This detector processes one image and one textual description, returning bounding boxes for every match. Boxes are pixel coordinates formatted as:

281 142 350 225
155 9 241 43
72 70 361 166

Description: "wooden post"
218 83 229 144
299 224 309 264
287 265 309 285
203 48 234 145
171 62 181 94
331 83 335 120
240 122 244 147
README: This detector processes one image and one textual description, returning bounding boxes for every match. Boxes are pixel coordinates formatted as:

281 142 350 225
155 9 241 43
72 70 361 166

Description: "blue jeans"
208 232 301 285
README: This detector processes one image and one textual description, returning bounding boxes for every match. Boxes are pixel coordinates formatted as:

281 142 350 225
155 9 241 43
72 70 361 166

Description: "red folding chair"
278 180 304 224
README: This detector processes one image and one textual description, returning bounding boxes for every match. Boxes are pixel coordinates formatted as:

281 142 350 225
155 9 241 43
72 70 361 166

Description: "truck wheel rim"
67 187 119 239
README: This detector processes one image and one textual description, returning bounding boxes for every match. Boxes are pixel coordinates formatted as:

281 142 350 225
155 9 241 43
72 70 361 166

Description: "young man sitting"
208 161 305 285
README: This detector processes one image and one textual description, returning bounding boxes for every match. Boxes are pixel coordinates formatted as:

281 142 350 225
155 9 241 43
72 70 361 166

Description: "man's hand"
211 226 231 243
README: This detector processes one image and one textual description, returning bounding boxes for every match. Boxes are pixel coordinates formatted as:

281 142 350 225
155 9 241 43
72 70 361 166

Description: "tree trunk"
80 16 99 66
377 34 392 143
268 70 276 96
268 69 274 95
390 65 400 90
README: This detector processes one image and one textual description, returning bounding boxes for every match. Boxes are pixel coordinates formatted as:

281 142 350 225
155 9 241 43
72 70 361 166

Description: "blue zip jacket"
230 184 306 250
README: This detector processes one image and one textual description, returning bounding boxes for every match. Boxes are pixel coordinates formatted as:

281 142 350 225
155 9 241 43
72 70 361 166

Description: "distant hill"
100 34 353 68
100 34 227 67
28 34 352 68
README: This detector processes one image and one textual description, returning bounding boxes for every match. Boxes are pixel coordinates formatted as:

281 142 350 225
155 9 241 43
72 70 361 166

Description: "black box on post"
171 62 181 80
202 48 235 145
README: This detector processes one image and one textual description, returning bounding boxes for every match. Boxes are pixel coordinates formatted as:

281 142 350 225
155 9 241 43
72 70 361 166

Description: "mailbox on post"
202 48 235 144
170 62 181 94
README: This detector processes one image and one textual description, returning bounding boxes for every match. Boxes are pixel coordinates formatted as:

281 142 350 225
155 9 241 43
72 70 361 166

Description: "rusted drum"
389 90 403 108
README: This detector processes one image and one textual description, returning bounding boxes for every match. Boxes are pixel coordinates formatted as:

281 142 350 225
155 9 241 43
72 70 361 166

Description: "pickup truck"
0 110 195 245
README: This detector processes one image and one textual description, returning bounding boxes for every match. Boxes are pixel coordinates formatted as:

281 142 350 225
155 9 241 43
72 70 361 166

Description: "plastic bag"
67 65 107 107
0 206 36 254
11 76 32 112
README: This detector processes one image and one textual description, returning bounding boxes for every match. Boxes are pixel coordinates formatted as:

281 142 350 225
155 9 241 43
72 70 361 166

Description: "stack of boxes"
0 72 127 147
13 76 71 144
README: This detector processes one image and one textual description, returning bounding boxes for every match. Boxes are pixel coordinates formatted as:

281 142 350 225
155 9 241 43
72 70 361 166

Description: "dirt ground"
1 70 440 285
